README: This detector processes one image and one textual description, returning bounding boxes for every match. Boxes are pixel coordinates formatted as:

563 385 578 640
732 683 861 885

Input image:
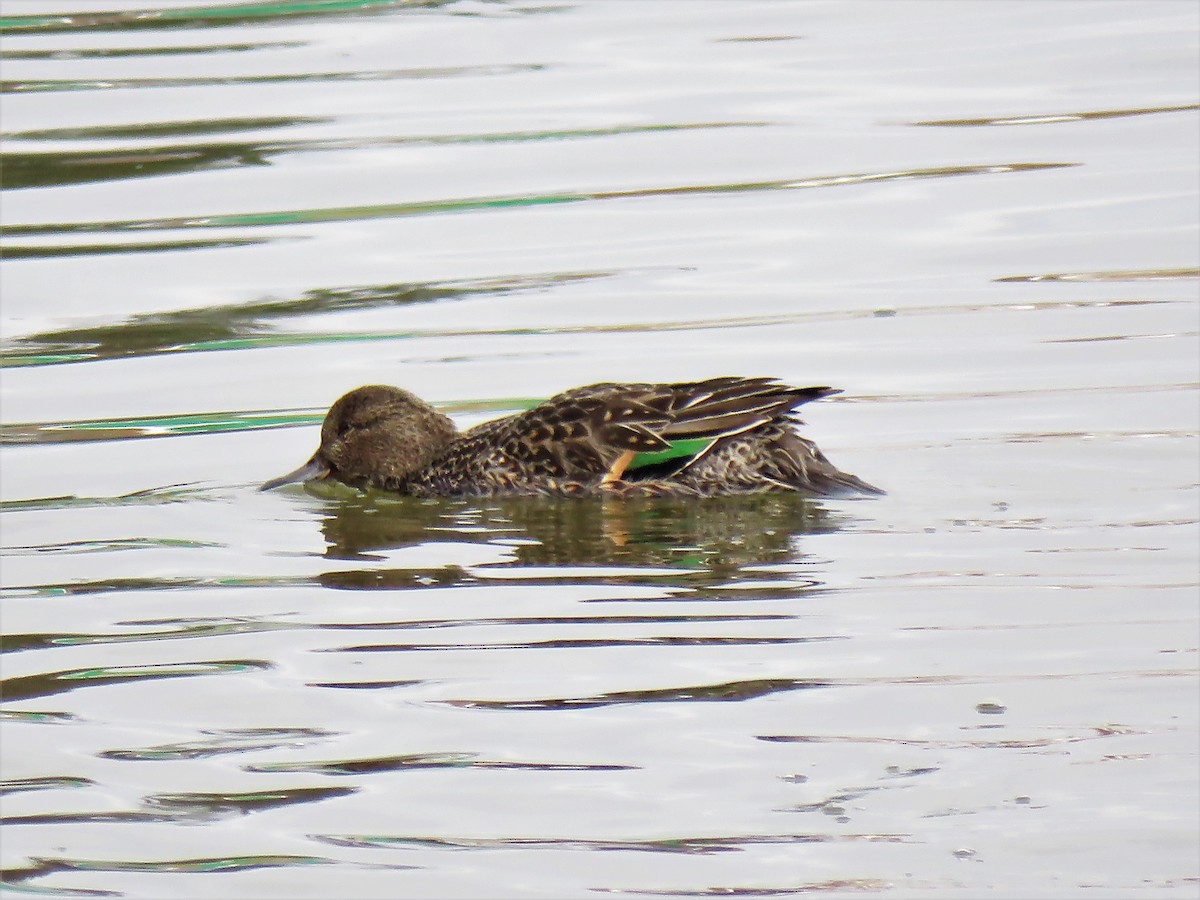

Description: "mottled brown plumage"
260 377 882 497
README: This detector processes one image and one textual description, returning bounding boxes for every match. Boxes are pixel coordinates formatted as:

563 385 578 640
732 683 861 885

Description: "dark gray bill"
259 456 331 491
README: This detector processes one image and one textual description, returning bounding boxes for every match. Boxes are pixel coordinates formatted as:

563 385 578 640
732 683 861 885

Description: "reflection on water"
316 489 847 571
1 271 613 367
1 161 1076 248
0 0 459 34
3 785 358 826
443 677 835 711
2 62 545 96
2 0 1197 897
910 102 1199 128
97 727 339 761
3 122 753 190
0 660 271 702
314 832 908 854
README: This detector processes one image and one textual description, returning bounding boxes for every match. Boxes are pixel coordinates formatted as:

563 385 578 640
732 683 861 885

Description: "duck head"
260 385 457 492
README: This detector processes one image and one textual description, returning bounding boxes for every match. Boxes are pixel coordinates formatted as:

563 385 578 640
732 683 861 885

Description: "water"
2 1 1198 897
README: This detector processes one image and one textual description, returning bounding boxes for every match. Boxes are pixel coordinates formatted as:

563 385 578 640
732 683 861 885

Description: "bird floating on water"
260 377 882 498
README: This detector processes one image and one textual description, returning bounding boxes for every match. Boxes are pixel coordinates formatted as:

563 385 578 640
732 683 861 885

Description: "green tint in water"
2 123 761 190
1 162 1078 238
0 0 420 33
0 270 615 368
1 660 271 701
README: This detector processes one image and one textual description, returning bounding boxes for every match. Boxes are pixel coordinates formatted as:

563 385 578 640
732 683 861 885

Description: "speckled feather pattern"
262 377 882 497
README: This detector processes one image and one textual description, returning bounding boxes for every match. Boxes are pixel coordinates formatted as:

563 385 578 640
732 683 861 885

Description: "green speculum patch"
629 437 715 472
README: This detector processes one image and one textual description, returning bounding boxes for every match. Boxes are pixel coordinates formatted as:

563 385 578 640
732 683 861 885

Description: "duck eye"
337 405 389 438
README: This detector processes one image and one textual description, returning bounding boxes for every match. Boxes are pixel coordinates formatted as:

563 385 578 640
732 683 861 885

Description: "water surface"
2 1 1198 897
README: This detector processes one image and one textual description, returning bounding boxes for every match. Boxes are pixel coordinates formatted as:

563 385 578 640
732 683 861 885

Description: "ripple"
1 269 614 368
1 537 223 555
594 879 894 896
3 291 1167 372
99 727 337 761
0 0 541 35
0 785 361 826
0 660 271 702
995 267 1199 283
1 63 545 94
0 484 215 512
244 752 636 776
2 612 799 655
314 832 911 853
911 103 1199 127
0 163 1075 256
0 776 94 795
1 162 1075 243
0 237 269 260
2 122 762 190
442 678 834 711
327 635 839 653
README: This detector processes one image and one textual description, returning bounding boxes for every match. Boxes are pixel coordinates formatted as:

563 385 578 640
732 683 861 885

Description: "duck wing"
653 377 836 439
475 378 835 484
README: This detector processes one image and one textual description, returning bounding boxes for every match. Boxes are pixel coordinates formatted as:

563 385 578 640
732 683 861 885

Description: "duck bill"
259 455 331 492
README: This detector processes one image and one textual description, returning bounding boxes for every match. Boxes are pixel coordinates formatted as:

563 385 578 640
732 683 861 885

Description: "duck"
259 376 882 497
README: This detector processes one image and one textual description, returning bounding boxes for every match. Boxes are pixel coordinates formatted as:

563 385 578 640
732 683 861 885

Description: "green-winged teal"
260 377 882 497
